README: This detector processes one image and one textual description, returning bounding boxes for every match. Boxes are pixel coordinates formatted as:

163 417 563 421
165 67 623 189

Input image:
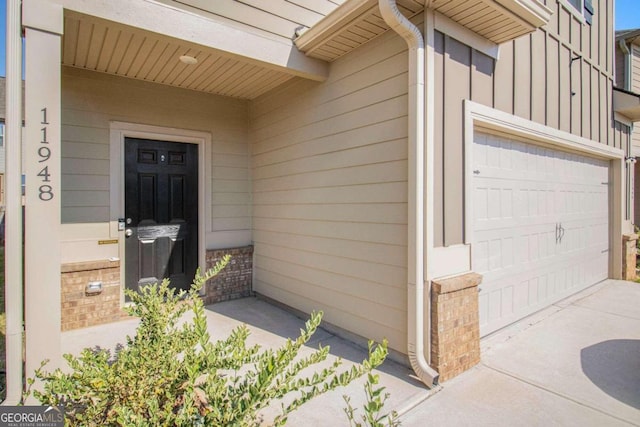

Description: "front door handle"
125 229 133 238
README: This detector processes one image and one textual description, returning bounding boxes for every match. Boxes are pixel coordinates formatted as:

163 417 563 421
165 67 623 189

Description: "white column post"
3 0 24 405
23 0 64 381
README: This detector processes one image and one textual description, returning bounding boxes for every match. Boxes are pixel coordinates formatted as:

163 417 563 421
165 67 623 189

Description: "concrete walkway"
403 279 640 427
61 279 640 426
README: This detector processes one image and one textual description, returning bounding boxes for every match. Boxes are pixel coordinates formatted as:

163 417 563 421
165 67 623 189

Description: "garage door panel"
479 253 605 335
474 222 561 273
473 132 609 337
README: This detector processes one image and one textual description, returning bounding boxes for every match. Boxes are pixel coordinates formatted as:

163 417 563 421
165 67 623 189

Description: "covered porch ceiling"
62 10 297 100
294 0 552 62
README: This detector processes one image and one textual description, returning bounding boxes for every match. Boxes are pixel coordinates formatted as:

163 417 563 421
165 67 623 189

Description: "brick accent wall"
60 246 253 330
622 233 638 281
203 246 253 305
61 259 124 331
431 272 482 382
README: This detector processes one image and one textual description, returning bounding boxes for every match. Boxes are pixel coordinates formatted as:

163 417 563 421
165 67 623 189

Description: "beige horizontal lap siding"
249 29 409 352
61 67 250 241
166 0 342 42
633 123 640 149
433 0 615 247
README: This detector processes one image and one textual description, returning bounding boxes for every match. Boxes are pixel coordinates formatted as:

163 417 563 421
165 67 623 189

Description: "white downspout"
4 0 24 405
378 0 439 387
619 39 632 91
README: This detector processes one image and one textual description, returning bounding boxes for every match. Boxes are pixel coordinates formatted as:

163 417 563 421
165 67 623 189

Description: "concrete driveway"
61 279 640 426
402 279 640 427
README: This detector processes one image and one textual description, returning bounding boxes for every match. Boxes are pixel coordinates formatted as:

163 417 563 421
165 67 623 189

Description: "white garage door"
472 132 609 337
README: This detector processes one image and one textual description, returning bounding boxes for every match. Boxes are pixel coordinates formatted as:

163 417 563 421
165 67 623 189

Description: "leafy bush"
25 256 389 426
343 370 401 427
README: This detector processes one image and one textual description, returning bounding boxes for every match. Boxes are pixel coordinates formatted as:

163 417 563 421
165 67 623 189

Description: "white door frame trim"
463 100 624 279
109 121 211 303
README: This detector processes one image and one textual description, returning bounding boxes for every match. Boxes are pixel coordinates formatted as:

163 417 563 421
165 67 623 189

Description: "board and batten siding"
434 0 617 247
61 67 251 259
623 42 640 152
615 43 625 89
632 44 640 94
612 121 633 221
249 30 409 352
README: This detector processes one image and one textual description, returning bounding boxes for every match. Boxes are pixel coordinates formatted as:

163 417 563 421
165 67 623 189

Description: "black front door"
124 137 198 297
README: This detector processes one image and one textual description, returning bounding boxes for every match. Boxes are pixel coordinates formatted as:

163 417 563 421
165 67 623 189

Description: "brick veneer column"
431 272 482 382
622 234 638 281
61 259 123 331
203 245 254 305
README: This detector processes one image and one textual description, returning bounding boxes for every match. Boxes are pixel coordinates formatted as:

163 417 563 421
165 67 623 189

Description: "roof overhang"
616 28 640 43
53 0 329 82
614 87 640 122
294 0 552 62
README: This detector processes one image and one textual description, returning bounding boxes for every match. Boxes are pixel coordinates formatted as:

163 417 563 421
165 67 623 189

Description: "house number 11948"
38 107 53 201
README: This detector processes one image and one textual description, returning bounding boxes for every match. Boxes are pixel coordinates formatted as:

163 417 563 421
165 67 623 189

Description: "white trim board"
431 244 472 279
463 100 624 279
109 121 212 302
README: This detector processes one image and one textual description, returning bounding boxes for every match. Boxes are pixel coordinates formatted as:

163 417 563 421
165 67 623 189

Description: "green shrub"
343 370 401 427
25 255 389 426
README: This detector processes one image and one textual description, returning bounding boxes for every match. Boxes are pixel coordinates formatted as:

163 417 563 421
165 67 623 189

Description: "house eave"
294 0 551 62
294 0 377 54
494 0 553 29
614 87 640 122
54 0 329 82
616 28 640 44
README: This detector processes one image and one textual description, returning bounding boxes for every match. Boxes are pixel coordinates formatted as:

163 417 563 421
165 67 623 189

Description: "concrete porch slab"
60 295 431 425
59 279 640 426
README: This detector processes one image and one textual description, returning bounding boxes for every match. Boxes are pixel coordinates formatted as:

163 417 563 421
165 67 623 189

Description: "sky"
0 0 637 76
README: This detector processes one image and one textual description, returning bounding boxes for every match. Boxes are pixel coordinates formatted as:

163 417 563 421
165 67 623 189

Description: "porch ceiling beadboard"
62 11 295 100
294 0 552 61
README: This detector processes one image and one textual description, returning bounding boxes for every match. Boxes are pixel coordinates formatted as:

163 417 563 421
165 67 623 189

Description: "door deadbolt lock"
125 229 133 237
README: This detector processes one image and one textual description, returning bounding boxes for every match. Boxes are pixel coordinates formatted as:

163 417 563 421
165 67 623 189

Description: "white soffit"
613 88 640 122
295 0 551 62
62 11 296 100
294 0 425 62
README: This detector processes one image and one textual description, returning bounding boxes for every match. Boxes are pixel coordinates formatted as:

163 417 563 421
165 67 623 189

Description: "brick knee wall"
61 259 124 331
203 245 253 305
431 272 482 382
61 246 253 330
622 234 638 281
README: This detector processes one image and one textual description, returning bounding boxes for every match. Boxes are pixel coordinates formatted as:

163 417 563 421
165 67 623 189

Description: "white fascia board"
23 0 64 34
495 0 553 28
54 0 329 81
614 112 635 127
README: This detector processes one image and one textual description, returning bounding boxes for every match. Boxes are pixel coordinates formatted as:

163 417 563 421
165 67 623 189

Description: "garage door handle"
555 223 565 244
